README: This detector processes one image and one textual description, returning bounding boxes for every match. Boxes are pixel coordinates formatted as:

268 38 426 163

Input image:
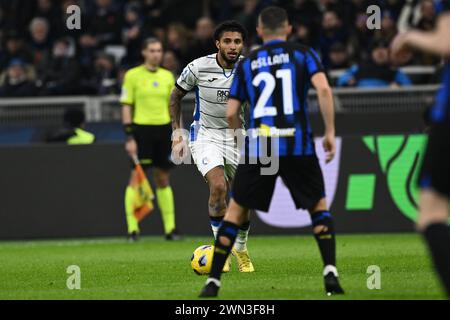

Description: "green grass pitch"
0 233 445 300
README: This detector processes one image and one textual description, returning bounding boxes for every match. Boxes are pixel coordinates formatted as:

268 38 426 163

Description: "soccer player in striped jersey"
200 6 344 297
391 0 450 298
170 21 255 273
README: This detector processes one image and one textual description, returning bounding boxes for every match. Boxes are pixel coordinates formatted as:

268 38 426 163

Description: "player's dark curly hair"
213 20 248 42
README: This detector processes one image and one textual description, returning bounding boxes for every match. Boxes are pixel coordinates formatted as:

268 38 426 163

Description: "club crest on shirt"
217 90 229 103
181 68 189 80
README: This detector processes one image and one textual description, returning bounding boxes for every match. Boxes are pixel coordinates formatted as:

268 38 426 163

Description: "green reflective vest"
67 128 95 145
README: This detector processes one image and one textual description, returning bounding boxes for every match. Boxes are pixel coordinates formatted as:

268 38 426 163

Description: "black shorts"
232 155 326 212
418 124 450 197
132 124 174 170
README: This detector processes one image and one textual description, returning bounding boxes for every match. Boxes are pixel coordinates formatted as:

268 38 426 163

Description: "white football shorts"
189 126 240 181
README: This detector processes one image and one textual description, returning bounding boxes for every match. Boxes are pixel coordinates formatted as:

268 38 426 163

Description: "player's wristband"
124 124 134 138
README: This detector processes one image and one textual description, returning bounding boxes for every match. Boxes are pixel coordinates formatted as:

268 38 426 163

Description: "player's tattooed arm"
169 86 188 131
170 86 189 160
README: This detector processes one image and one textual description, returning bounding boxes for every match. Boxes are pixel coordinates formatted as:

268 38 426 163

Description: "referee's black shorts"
231 155 326 212
418 124 450 197
132 124 174 170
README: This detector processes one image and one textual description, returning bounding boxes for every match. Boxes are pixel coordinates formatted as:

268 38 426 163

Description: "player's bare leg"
205 167 231 272
309 197 344 295
206 167 254 272
417 189 450 297
200 199 248 298
206 166 228 235
153 168 179 240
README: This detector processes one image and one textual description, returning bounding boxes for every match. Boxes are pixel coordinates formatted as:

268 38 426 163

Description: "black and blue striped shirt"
431 1 450 124
230 40 324 157
431 62 450 124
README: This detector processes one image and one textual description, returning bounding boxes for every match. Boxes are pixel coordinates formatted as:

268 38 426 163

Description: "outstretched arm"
311 72 336 163
392 14 450 58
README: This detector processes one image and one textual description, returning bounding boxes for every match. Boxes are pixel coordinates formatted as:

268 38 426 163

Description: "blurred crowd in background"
0 0 447 97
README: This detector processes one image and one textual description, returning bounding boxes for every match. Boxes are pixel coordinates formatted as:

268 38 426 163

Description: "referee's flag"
131 156 154 222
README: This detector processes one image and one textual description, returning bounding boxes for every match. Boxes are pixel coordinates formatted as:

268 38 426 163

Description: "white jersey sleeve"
176 60 199 92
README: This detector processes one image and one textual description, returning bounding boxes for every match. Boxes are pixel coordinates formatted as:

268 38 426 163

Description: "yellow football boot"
232 249 255 272
222 255 231 273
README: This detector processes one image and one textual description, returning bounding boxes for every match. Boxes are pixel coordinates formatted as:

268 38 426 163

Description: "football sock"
125 186 139 234
310 210 336 267
210 216 224 239
209 221 239 281
423 223 450 297
234 220 250 252
156 186 175 235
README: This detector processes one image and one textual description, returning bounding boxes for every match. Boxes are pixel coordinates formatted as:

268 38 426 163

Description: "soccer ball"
191 245 214 275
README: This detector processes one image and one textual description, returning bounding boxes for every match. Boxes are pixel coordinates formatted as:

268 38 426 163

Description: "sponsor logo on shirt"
217 90 229 103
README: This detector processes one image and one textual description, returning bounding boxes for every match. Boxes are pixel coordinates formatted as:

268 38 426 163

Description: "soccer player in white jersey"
170 21 254 273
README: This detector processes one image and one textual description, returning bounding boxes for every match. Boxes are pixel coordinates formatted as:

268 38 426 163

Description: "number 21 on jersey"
252 70 293 119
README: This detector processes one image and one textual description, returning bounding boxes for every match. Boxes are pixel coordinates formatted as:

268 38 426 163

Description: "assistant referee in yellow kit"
120 38 180 241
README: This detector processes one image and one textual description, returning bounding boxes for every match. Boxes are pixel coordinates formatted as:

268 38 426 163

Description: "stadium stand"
0 0 445 99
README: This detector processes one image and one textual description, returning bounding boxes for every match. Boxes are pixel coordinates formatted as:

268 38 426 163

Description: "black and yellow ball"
191 245 214 275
